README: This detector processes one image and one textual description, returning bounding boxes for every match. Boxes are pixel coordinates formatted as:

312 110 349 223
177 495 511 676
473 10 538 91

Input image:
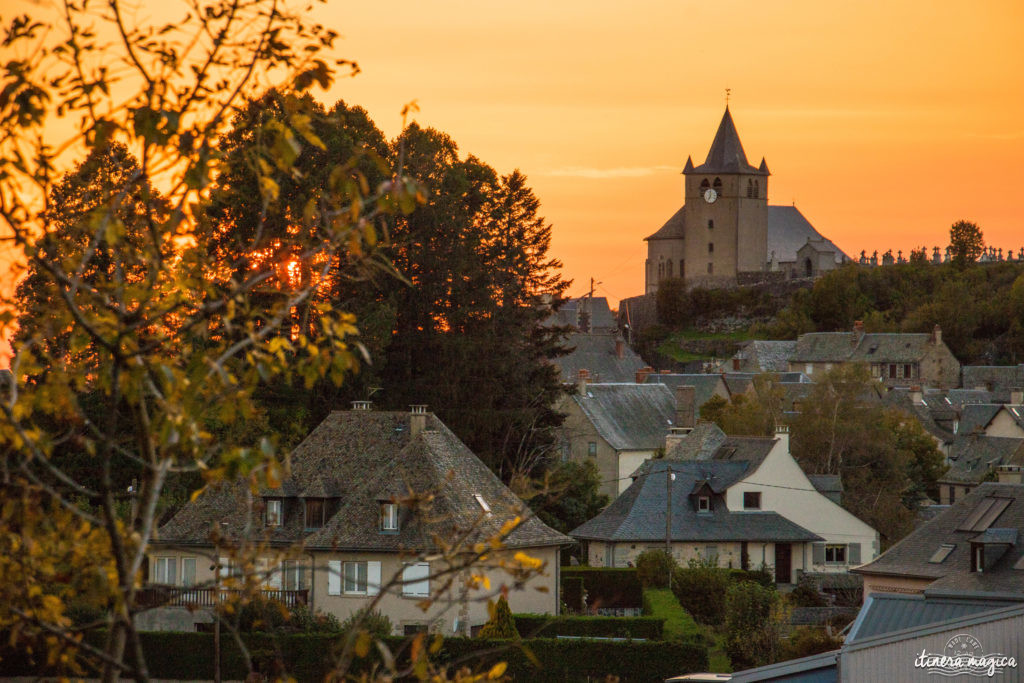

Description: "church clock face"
703 188 718 204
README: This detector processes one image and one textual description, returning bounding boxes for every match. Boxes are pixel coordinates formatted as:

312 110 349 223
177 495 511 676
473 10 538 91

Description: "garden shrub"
671 558 729 625
636 549 676 589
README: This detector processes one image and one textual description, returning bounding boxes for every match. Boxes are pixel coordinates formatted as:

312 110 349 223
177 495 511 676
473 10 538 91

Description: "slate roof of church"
645 206 685 241
690 108 764 175
554 333 645 383
853 482 1024 594
571 459 821 543
941 435 1024 484
767 206 848 265
573 383 676 451
156 410 571 551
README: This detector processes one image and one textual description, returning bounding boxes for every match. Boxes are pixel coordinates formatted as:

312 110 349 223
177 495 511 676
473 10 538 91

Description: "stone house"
788 322 961 389
937 435 1024 505
144 406 570 634
571 428 878 583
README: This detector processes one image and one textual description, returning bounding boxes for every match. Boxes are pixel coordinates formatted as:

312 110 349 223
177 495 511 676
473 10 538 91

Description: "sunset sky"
308 0 1024 305
4 0 1024 310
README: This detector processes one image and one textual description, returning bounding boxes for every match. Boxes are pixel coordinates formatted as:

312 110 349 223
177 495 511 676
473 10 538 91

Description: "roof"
157 411 571 552
948 388 996 406
808 474 842 505
646 206 686 241
736 340 797 373
941 435 1024 484
689 108 764 175
664 421 728 461
845 593 1023 643
958 403 1002 435
571 459 821 543
643 374 726 415
961 365 1024 402
573 383 676 451
710 436 778 474
729 649 839 683
553 333 645 383
546 296 618 334
767 206 848 265
791 331 935 364
881 389 956 443
843 601 1024 654
853 482 1024 593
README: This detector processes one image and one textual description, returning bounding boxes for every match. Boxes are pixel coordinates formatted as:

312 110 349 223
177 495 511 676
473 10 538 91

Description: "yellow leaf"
354 630 371 658
488 662 507 679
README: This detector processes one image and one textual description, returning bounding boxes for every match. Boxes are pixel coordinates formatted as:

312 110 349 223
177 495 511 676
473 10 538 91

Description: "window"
181 557 196 586
380 503 399 531
707 263 713 275
904 364 915 379
708 242 714 254
282 560 303 590
974 545 985 573
949 486 956 504
305 498 325 529
343 561 368 594
754 180 759 197
747 179 754 198
929 544 956 564
959 497 1012 532
704 546 718 563
153 557 177 585
713 177 722 192
698 496 710 512
805 363 813 375
824 544 847 565
404 624 428 636
587 442 597 457
743 492 762 509
679 260 685 279
473 494 491 514
402 562 430 597
700 178 710 193
708 219 714 230
888 364 897 379
266 499 282 527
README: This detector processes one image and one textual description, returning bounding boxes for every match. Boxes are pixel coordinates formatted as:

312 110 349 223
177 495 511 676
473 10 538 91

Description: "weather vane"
725 88 731 107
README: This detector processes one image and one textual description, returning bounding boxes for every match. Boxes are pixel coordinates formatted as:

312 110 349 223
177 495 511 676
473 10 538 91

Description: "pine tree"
478 596 520 639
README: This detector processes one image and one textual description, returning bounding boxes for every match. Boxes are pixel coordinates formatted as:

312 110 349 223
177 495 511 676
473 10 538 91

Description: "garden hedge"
561 567 643 609
6 630 706 682
513 613 664 640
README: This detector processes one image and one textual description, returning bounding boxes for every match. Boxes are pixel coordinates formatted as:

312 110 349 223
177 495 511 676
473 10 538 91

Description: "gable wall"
920 342 962 390
557 397 621 500
985 410 1024 439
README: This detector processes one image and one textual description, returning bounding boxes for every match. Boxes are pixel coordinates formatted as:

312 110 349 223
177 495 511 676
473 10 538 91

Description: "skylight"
473 494 491 514
929 544 955 564
958 497 1012 532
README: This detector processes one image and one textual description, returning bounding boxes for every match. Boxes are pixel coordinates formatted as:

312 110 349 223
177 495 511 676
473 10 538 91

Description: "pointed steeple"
758 157 770 175
683 155 694 173
691 107 763 174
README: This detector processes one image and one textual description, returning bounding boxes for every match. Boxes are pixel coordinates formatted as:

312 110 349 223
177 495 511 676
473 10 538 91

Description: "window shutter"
402 563 430 597
268 560 282 589
812 543 825 565
367 561 381 596
328 560 341 595
849 543 861 564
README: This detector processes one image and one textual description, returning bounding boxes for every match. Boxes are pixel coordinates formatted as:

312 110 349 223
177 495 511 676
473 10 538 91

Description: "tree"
477 596 520 639
724 581 784 670
948 219 984 266
702 374 785 437
525 460 609 535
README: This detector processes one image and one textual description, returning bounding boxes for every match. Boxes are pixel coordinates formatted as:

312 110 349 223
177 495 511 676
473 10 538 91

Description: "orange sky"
306 0 1024 305
4 0 1024 314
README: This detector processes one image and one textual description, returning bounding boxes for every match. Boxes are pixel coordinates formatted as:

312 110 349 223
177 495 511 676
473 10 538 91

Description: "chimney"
635 366 654 384
615 338 625 360
675 385 696 430
931 324 942 345
1011 388 1024 405
774 423 790 451
409 404 428 438
851 320 864 346
910 386 924 405
351 400 373 411
996 464 1024 485
577 368 590 395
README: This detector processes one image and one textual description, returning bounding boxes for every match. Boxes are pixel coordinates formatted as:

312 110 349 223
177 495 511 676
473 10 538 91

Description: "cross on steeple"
725 88 731 108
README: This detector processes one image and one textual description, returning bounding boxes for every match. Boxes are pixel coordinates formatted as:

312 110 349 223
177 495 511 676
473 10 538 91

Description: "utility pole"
666 466 675 590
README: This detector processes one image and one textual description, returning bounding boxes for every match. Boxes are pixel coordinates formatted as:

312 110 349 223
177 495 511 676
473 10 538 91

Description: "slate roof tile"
573 383 676 451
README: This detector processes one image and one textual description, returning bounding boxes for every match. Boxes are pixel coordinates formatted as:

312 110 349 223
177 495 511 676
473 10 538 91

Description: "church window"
707 219 714 230
658 262 664 279
707 263 714 274
754 180 759 198
700 178 710 193
708 242 714 254
747 179 754 198
713 178 722 193
666 260 673 277
680 260 685 279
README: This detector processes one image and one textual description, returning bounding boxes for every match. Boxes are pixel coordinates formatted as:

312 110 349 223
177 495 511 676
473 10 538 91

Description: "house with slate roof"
724 340 797 374
788 322 960 389
145 406 570 634
853 478 1024 598
572 428 878 583
644 107 847 292
640 373 730 417
557 380 678 498
544 295 647 384
937 435 1024 505
961 364 1024 403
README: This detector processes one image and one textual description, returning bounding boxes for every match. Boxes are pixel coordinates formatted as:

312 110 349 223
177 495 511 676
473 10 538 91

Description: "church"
644 107 848 293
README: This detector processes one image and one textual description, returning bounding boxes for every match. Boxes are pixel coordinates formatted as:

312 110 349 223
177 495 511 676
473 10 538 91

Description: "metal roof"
845 593 1022 643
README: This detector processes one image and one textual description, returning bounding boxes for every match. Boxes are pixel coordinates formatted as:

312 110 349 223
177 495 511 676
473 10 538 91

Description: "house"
882 387 958 454
723 340 797 374
571 428 878 583
788 322 961 389
553 333 645 384
937 435 1024 504
547 295 619 335
556 381 678 498
144 406 571 634
853 476 1024 598
961 364 1024 403
640 373 730 416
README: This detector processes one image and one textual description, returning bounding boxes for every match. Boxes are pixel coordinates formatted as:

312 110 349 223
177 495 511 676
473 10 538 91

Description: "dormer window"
474 494 491 515
698 496 710 512
380 502 399 532
266 499 282 527
304 498 326 529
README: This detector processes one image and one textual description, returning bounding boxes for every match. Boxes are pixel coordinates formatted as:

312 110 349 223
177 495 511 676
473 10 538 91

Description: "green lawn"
644 588 732 674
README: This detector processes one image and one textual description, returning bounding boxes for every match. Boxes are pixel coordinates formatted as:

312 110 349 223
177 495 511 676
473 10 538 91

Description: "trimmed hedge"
562 567 643 609
513 614 664 640
8 630 707 682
